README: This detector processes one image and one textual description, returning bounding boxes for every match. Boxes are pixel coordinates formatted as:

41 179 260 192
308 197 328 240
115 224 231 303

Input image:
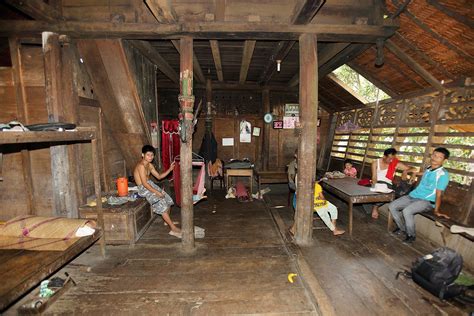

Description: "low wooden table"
254 170 288 194
225 168 254 195
321 177 395 236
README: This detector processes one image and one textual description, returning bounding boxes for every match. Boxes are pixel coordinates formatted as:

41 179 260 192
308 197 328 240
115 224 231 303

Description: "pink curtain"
161 120 180 171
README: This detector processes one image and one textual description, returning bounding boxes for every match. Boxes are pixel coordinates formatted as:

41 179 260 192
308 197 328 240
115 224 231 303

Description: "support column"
204 78 213 188
262 88 270 171
295 34 318 246
179 36 195 251
43 32 78 218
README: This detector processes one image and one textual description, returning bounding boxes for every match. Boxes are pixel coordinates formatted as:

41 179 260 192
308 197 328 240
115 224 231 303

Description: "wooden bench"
254 170 288 193
0 231 101 312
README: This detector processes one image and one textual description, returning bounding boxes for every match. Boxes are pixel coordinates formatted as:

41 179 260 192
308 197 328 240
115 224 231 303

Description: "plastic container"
116 177 128 197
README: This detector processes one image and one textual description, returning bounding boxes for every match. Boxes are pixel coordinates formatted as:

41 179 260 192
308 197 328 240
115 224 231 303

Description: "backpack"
411 247 464 299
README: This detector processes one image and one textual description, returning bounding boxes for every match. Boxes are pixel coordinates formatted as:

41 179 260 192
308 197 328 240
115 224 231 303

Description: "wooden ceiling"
0 0 471 113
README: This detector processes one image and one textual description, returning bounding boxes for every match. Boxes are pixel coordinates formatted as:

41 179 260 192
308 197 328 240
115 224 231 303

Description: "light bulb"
276 60 281 72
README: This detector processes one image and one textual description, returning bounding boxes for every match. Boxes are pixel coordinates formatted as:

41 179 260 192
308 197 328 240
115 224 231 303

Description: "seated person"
370 148 414 219
343 159 357 178
313 180 345 236
289 176 344 237
389 147 451 244
134 145 181 238
287 149 298 191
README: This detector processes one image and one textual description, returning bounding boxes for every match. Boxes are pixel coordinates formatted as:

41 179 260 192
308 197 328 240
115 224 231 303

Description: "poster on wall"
222 138 234 146
252 127 261 137
240 120 252 143
273 120 283 129
283 116 299 129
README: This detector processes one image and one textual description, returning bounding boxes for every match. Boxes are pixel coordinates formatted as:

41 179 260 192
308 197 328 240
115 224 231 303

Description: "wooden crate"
79 198 154 245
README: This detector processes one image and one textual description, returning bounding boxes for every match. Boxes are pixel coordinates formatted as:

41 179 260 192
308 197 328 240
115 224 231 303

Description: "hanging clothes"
161 120 180 171
198 131 218 163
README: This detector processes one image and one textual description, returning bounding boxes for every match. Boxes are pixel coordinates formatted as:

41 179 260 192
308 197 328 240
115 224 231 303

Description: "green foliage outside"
333 65 390 103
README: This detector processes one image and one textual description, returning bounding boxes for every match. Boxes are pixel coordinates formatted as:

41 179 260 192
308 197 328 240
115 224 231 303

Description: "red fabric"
357 178 371 187
161 120 180 171
386 158 399 180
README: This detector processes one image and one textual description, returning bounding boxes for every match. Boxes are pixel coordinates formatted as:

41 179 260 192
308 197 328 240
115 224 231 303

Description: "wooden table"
321 177 395 236
225 168 253 195
254 170 288 194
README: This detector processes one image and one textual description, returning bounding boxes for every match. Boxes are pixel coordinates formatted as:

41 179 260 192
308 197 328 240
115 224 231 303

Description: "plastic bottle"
116 177 128 197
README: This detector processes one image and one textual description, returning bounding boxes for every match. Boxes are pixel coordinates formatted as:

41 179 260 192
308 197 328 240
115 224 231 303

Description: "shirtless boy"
134 145 181 238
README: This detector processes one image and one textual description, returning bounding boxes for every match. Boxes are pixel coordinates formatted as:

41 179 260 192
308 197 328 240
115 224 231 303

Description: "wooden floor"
7 184 473 315
268 184 472 316
10 190 318 315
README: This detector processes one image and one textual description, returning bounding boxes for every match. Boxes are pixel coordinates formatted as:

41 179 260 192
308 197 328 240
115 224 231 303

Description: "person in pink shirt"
343 159 357 178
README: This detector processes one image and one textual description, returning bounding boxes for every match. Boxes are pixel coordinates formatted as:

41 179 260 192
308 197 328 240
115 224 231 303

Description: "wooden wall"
0 38 157 221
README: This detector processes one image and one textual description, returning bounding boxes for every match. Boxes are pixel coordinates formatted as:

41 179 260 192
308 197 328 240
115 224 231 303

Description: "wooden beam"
318 43 370 78
129 40 178 83
385 39 444 91
291 0 325 24
43 32 77 217
179 36 195 251
156 80 296 91
215 0 226 22
391 0 473 62
8 37 35 215
5 0 62 22
171 39 205 84
347 61 399 97
288 42 349 87
0 20 399 42
209 40 224 82
426 0 474 28
295 33 318 245
144 0 177 23
259 41 295 84
239 40 256 84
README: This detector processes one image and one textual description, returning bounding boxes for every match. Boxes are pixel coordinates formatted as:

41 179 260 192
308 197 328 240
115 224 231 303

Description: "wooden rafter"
260 0 327 85
258 41 295 84
288 42 350 87
377 47 426 89
426 0 473 28
385 39 443 91
393 33 455 81
144 0 178 23
347 61 399 97
391 0 473 62
129 40 179 83
291 0 325 24
0 20 398 42
318 43 371 78
209 40 224 82
239 40 256 84
171 40 205 83
5 0 62 22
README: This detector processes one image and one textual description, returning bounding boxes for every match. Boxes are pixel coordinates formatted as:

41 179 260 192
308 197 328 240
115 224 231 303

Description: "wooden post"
43 32 77 218
262 88 270 171
179 36 195 251
92 138 106 257
295 34 318 246
204 78 213 188
9 37 35 215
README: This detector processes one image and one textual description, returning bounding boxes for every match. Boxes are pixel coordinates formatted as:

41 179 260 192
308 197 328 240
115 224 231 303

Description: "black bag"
394 179 414 198
411 247 464 299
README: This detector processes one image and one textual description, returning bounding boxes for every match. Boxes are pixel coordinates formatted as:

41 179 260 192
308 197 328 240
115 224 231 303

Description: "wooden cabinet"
79 199 154 245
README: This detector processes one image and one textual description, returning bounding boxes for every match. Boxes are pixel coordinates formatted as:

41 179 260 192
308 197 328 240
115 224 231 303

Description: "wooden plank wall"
0 38 156 220
0 45 53 220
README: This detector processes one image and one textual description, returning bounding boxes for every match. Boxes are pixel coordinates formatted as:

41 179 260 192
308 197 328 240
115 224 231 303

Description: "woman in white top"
370 148 413 219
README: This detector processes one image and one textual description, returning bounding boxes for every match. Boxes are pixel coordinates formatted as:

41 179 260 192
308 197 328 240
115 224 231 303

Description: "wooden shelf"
0 127 96 145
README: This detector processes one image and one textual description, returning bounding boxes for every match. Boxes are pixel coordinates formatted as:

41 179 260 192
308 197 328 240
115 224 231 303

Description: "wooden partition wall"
328 85 474 225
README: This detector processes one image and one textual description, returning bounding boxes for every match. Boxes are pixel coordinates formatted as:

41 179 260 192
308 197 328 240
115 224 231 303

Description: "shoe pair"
392 228 416 244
